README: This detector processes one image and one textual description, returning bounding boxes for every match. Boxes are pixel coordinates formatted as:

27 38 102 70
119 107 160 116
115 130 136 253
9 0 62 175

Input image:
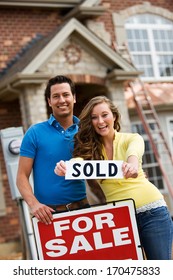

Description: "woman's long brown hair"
73 96 121 160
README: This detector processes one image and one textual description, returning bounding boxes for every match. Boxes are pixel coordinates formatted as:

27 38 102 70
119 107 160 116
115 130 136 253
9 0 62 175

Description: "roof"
0 0 106 20
126 83 173 108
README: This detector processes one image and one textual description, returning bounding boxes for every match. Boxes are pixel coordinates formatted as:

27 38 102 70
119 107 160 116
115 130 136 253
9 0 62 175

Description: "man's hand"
30 202 55 225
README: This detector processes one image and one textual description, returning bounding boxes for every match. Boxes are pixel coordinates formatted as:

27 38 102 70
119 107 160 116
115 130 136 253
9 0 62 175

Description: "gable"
38 38 108 77
22 18 137 75
0 18 139 97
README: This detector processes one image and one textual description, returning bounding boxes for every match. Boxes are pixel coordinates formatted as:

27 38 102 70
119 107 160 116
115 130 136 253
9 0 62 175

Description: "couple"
17 75 173 260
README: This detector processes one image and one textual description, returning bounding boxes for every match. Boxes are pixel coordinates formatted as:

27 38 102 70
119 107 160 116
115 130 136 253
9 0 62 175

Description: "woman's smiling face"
91 102 115 137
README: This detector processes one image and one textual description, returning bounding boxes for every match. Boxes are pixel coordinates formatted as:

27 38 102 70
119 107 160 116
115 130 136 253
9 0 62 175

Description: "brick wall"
0 8 62 73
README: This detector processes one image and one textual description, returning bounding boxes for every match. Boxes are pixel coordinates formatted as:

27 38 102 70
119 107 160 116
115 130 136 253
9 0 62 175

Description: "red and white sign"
32 200 143 260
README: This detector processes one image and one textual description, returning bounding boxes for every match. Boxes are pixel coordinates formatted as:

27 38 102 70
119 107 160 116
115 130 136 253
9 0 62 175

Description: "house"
0 0 173 259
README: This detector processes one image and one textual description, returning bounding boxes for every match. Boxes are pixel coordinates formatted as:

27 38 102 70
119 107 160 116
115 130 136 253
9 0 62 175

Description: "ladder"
114 42 173 199
129 80 173 199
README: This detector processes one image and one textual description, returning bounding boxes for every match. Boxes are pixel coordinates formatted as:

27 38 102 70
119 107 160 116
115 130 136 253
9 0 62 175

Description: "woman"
55 95 173 260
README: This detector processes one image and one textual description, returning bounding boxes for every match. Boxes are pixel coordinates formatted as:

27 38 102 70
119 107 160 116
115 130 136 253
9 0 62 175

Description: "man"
17 75 91 225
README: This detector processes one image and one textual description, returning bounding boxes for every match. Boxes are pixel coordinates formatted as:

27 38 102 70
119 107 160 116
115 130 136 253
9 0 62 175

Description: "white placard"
65 160 124 179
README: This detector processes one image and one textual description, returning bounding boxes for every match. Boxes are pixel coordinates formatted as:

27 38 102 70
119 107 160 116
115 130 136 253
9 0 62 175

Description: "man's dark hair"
45 75 76 99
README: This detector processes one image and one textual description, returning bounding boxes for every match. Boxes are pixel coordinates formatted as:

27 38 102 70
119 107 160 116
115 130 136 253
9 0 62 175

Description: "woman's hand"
122 156 139 179
54 160 66 176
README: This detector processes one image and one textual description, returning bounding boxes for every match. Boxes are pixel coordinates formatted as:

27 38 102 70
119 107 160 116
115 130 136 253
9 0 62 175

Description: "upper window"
125 14 173 80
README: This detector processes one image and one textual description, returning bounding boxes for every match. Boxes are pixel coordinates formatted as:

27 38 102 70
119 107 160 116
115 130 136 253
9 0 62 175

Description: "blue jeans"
137 206 173 260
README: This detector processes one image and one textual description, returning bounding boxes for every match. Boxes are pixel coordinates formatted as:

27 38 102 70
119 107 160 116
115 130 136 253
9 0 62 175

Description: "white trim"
0 1 81 8
81 0 100 7
166 117 173 154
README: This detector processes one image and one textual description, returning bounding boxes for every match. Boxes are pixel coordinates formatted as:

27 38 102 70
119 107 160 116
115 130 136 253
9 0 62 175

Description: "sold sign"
65 160 123 179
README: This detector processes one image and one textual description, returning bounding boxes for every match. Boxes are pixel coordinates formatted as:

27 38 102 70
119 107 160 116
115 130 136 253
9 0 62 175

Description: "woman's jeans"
137 206 173 260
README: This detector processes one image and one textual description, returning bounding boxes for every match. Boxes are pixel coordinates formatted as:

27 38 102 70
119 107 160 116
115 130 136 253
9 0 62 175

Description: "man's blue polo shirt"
20 115 86 205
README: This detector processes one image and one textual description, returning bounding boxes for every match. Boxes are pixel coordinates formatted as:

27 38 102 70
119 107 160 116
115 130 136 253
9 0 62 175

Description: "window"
132 122 164 190
125 14 173 80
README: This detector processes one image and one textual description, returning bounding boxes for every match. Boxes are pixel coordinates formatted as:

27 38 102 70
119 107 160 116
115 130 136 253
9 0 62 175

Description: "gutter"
0 0 80 9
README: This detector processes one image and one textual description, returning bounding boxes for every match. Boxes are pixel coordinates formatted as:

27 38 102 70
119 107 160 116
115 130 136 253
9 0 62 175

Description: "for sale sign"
32 200 143 260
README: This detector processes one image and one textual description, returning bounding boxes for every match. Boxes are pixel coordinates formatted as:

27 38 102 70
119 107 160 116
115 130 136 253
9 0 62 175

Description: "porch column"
18 83 48 131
